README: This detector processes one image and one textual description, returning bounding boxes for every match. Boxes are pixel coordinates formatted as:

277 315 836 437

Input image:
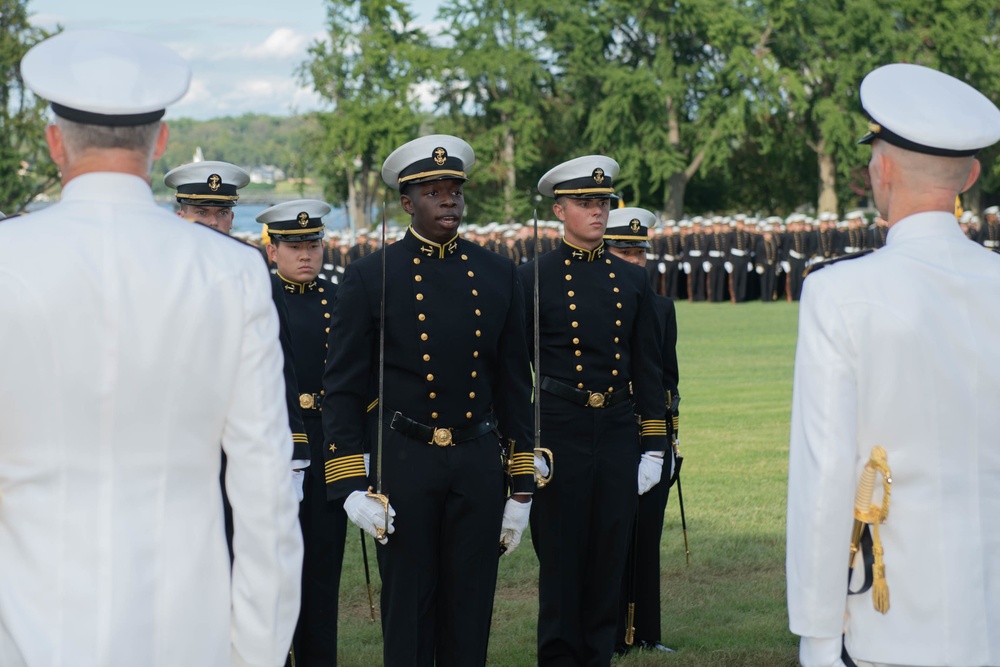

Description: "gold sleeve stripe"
325 455 365 472
326 468 366 484
641 426 669 435
292 433 309 442
367 398 379 413
511 465 536 476
673 416 680 430
512 453 535 463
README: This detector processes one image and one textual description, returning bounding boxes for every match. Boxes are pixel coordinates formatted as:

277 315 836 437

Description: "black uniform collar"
403 226 460 259
560 238 605 262
277 272 319 294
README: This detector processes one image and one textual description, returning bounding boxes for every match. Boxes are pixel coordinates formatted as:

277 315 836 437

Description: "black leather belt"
540 376 631 408
299 393 322 410
387 411 495 447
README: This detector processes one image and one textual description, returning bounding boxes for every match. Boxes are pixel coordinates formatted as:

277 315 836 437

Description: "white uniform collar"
59 172 155 204
886 211 967 245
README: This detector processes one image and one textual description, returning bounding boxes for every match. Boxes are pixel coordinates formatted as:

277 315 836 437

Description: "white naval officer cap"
604 207 655 249
21 29 190 126
985 206 999 215
537 155 619 199
164 161 250 208
858 63 1000 156
381 135 476 191
256 199 332 242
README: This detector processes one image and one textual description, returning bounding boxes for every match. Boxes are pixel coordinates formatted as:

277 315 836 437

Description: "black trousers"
615 474 671 648
687 263 707 302
291 415 348 667
375 428 506 667
786 260 808 301
531 399 639 667
729 262 750 303
707 262 728 302
759 266 780 302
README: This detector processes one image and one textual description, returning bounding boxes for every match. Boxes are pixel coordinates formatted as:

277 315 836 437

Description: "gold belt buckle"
299 393 315 409
587 391 606 408
431 427 454 447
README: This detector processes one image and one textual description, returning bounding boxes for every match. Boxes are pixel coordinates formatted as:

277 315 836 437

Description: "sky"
28 0 442 120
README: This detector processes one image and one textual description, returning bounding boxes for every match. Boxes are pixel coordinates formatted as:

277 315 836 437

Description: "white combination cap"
382 135 475 191
164 161 250 207
21 29 190 126
538 155 619 198
858 63 1000 156
256 199 332 242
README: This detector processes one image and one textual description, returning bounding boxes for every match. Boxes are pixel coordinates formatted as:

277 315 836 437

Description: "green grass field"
335 300 802 667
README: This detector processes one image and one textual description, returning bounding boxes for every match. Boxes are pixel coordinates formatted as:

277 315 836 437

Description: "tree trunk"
501 116 516 224
817 140 838 215
665 172 687 221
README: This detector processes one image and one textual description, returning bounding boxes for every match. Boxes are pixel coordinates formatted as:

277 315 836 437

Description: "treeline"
151 114 321 196
300 0 1000 229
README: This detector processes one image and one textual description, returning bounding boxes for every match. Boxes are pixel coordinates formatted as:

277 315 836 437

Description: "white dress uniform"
0 174 304 667
787 212 1000 666
788 63 1000 667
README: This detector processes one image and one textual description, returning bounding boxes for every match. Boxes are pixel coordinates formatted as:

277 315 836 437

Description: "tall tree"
0 0 57 214
434 0 553 224
302 0 432 232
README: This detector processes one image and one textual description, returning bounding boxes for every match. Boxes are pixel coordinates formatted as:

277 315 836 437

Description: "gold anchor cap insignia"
297 212 310 227
629 218 641 232
592 168 605 184
207 174 222 191
433 147 448 166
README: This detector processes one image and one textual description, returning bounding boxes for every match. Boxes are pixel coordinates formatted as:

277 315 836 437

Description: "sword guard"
366 487 390 540
533 447 554 489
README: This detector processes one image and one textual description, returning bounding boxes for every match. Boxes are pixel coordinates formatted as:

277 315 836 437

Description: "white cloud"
256 27 312 59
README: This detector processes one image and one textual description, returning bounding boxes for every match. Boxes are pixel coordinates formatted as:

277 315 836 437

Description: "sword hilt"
366 487 390 540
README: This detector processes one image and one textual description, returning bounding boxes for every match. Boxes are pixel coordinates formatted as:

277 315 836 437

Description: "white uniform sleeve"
786 272 858 642
222 259 303 667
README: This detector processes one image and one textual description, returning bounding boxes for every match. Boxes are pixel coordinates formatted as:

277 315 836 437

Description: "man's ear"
961 159 982 194
152 123 170 161
265 243 278 263
552 202 566 222
400 194 414 215
45 124 67 169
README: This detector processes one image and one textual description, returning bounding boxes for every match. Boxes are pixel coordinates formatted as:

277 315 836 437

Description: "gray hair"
54 116 161 161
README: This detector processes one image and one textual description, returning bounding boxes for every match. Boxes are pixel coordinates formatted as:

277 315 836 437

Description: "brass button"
569 304 577 310
432 411 439 419
614 337 619 343
319 287 325 293
571 321 579 328
416 293 424 301
475 330 482 337
419 313 426 321
423 354 430 361
325 327 330 333
615 320 621 327
427 374 434 381
575 364 583 372
421 333 428 341
469 392 476 399
471 371 477 378
472 289 479 296
468 270 475 277
613 287 620 293
609 272 616 278
616 303 622 309
612 369 619 376
461 254 468 260
415 275 423 282
615 353 621 360
324 312 330 319
573 337 580 344
568 290 575 297
605 259 612 264
578 382 584 389
565 274 572 281
475 309 481 316
575 350 582 357
413 258 421 264
466 412 473 419
473 351 479 358
429 392 437 399
321 299 328 305
564 259 571 266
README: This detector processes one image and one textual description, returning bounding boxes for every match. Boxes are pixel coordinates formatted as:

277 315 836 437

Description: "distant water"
155 202 352 236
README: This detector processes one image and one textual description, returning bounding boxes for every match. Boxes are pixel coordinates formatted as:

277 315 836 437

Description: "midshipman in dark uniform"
258 200 346 667
521 157 668 667
603 208 680 657
322 135 535 667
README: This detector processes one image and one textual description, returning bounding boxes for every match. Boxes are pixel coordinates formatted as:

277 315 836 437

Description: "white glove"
658 262 666 274
344 490 396 544
755 264 765 275
724 261 733 273
534 453 550 479
682 262 691 274
291 469 305 503
499 497 532 555
780 261 791 273
798 636 847 667
637 453 664 495
746 262 753 272
363 452 370 476
701 261 711 273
